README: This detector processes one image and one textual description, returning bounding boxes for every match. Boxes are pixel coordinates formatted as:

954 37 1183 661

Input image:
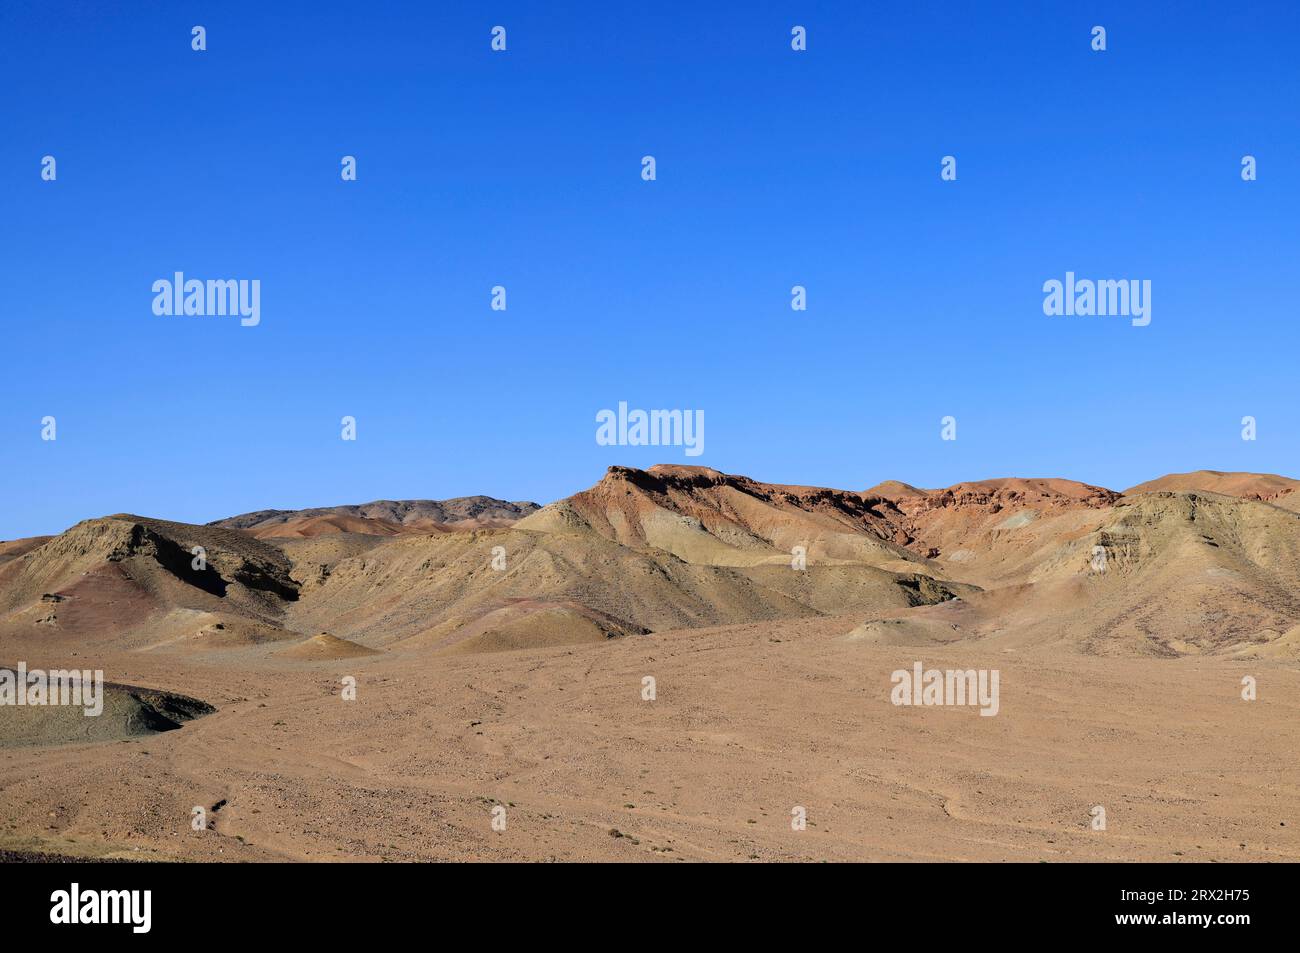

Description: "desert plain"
1 465 1297 861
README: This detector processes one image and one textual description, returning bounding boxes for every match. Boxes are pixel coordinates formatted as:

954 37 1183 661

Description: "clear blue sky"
3 1 1298 539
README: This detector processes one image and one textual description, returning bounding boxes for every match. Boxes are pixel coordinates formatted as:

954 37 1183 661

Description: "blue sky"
3 1 1298 539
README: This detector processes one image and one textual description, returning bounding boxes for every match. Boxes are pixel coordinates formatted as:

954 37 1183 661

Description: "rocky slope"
3 467 1299 659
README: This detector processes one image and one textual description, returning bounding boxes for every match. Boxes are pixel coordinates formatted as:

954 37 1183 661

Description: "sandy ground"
2 612 1296 862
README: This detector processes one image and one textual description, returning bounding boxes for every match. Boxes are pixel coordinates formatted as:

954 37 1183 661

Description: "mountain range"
4 466 1299 660
3 466 1299 862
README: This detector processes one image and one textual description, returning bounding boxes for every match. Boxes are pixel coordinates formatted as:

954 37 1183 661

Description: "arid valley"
2 466 1298 862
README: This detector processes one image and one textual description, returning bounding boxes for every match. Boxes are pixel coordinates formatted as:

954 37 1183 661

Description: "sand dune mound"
845 616 966 647
405 599 651 654
0 676 213 748
862 479 925 498
276 633 380 660
215 497 540 537
137 611 300 653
